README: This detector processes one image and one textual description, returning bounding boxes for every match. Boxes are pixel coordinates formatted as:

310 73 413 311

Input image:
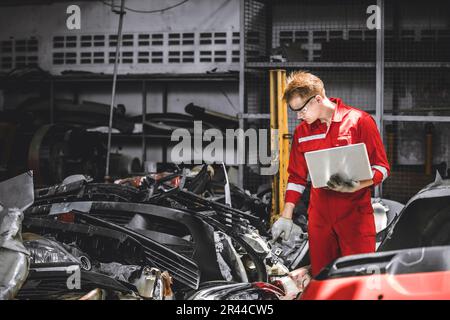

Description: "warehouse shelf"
112 133 173 140
385 62 450 68
0 71 239 167
111 133 228 141
246 61 450 69
0 72 240 84
246 62 375 69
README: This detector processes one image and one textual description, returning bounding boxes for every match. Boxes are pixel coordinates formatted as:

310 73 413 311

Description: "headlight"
22 233 80 265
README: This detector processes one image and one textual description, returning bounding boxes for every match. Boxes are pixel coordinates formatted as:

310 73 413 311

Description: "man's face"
288 94 322 124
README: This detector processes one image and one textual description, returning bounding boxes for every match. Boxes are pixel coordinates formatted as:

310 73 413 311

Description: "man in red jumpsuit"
271 71 390 277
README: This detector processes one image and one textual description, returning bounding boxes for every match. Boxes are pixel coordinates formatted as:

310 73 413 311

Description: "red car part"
301 270 450 300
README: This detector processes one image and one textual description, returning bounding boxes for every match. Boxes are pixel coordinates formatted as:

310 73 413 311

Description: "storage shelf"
246 62 375 68
111 133 229 142
0 72 240 84
246 61 450 69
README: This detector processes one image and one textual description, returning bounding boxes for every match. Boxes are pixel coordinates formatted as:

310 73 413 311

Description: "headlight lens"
23 234 80 265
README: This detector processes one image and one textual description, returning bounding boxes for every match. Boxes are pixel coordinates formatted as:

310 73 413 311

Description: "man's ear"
315 95 323 104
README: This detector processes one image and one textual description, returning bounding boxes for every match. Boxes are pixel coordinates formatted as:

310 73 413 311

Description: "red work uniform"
285 97 390 277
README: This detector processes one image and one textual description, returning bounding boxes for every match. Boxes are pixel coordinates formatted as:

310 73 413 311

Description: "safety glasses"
288 95 316 113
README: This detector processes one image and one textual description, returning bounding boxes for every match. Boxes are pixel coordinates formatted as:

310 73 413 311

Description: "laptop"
304 143 373 188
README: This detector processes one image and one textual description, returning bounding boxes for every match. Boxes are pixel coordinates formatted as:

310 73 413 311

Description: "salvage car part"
34 176 146 204
183 165 214 195
378 172 450 251
20 233 135 299
149 187 267 235
16 263 134 300
22 212 200 290
0 207 30 300
0 172 34 300
185 103 239 130
28 200 221 282
108 154 141 179
28 171 278 283
78 288 105 300
187 281 283 300
27 199 270 283
131 113 216 134
27 170 283 284
18 98 134 134
20 233 172 300
272 266 312 300
206 180 271 225
270 223 309 271
32 170 267 239
0 171 34 211
28 125 107 185
23 233 81 265
133 267 167 299
301 245 450 300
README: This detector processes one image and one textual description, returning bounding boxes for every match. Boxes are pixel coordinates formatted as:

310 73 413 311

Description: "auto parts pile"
0 168 291 300
3 168 447 300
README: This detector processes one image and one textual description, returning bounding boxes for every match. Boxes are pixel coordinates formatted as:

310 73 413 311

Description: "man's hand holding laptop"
325 173 374 193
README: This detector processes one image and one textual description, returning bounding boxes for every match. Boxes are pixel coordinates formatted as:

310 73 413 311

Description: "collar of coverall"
329 97 350 122
310 97 349 129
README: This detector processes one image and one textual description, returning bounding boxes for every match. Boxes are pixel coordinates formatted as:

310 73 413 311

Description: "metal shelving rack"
381 0 450 201
247 62 450 69
242 0 450 201
1 72 239 166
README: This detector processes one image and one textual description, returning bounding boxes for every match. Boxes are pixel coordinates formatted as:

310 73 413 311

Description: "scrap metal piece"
0 172 33 300
95 262 140 283
188 281 282 300
79 288 105 300
221 163 232 208
161 271 173 299
23 213 201 290
270 223 309 270
17 264 133 300
134 267 163 299
27 200 225 284
378 174 450 251
214 231 248 283
0 171 34 211
0 208 30 300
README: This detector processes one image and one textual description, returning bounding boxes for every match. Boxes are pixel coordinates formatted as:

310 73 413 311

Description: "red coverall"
285 97 390 277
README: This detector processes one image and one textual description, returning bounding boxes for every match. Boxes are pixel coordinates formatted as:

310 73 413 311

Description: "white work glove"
326 173 361 193
271 217 294 241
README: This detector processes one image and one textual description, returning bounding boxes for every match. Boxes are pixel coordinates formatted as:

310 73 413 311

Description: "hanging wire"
99 0 190 14
105 0 125 181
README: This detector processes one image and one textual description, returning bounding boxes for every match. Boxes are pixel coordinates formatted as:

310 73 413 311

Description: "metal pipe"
425 124 434 175
141 80 147 170
162 84 168 164
238 0 245 189
105 0 126 181
49 80 54 124
375 0 385 197
383 115 450 122
386 124 395 168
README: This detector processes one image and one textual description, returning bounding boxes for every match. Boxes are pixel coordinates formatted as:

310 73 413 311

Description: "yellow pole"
269 71 279 220
269 69 290 225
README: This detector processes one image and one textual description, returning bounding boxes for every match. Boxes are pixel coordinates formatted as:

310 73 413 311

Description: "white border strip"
298 133 326 143
372 165 388 181
286 182 305 194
